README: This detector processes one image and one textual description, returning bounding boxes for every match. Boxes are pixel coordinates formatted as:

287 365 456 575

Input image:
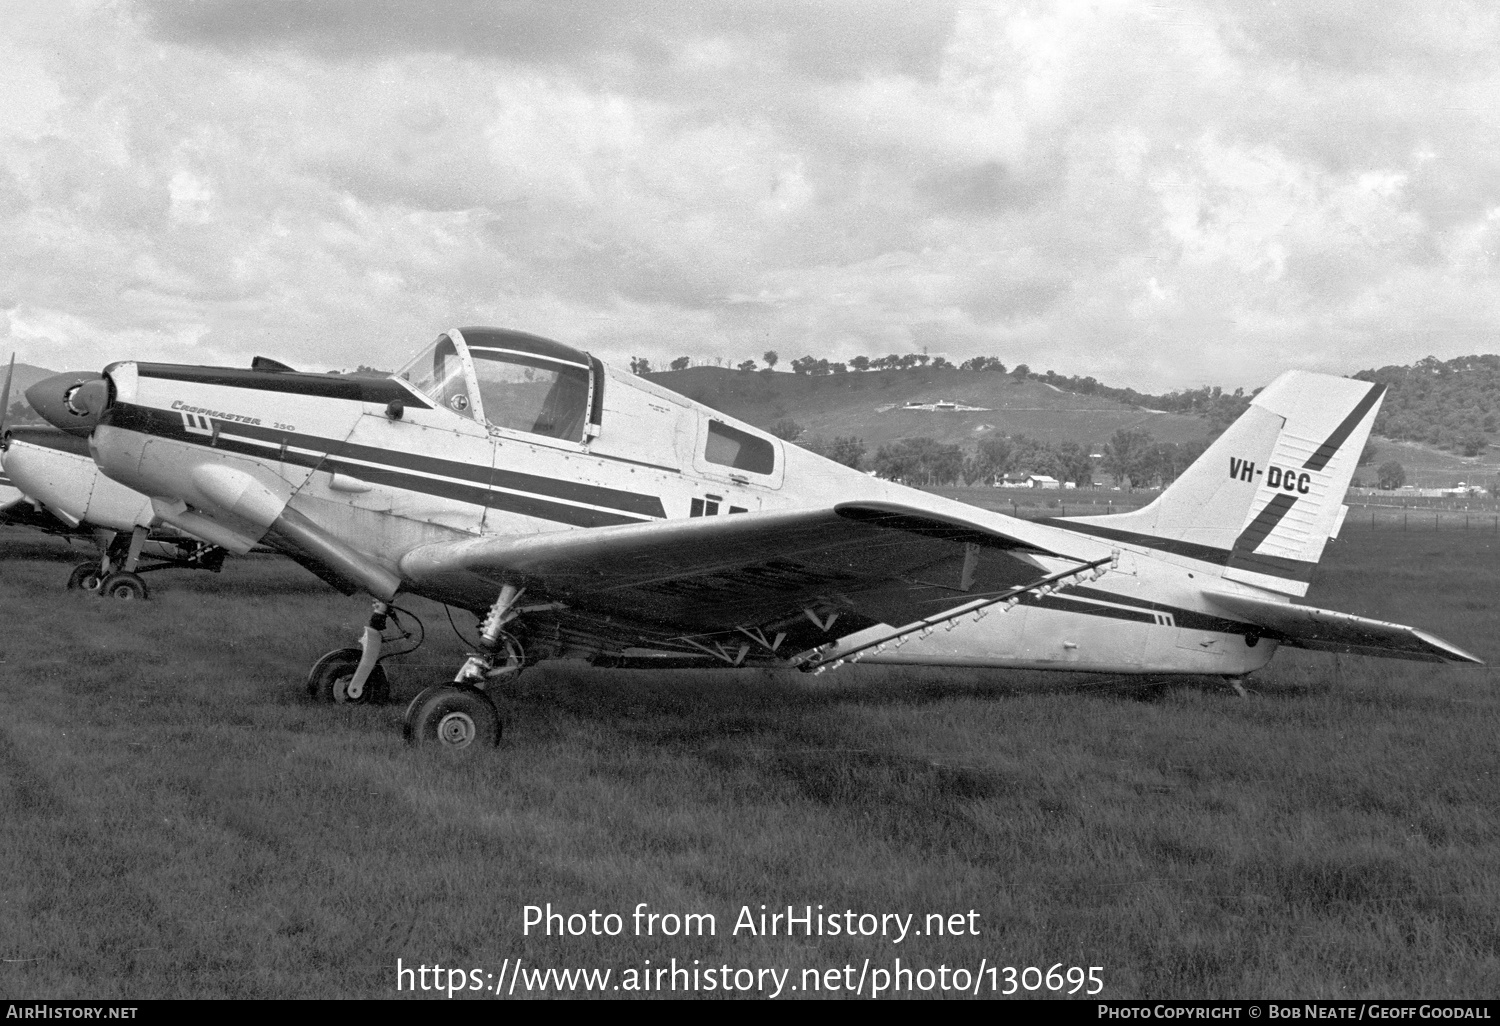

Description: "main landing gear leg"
404 585 523 752
99 525 150 601
68 529 118 593
307 600 392 704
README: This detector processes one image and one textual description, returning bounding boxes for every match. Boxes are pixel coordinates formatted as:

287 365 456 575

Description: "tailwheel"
403 685 501 751
66 561 104 592
306 647 391 705
98 570 148 601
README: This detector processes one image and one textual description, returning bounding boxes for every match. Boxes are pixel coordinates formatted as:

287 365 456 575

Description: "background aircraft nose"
25 372 111 438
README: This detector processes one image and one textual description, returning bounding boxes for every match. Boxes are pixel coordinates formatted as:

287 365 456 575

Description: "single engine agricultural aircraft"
3 360 225 598
37 327 1479 751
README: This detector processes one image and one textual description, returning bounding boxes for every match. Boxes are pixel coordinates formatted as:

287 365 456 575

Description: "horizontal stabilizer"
1204 591 1482 664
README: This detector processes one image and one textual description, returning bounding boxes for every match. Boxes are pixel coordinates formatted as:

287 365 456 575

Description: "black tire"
66 561 103 592
306 647 391 704
403 685 501 751
99 571 148 601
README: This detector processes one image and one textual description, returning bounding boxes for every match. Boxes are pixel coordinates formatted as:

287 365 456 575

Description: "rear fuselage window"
705 420 775 474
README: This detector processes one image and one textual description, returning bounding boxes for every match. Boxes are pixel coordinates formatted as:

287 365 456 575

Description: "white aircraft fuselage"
28 327 1470 700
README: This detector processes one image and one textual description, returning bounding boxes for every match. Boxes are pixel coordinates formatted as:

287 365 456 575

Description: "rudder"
1059 371 1385 596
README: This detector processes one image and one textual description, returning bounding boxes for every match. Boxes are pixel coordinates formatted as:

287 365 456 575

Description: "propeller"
0 353 13 450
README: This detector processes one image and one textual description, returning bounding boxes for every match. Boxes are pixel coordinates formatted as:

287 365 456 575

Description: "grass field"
1 525 1497 999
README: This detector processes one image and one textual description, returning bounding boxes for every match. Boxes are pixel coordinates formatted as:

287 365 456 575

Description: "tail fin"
1062 371 1384 597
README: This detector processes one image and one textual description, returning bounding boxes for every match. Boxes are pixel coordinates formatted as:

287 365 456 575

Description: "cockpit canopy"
397 328 602 442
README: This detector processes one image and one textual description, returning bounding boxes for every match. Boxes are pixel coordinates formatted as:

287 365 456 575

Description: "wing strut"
793 551 1119 674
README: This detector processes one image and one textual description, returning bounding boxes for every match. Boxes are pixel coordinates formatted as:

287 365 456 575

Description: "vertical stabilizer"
1057 371 1384 597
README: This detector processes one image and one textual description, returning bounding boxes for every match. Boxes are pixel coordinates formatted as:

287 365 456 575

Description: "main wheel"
99 571 148 601
403 685 501 751
306 647 391 704
66 561 104 592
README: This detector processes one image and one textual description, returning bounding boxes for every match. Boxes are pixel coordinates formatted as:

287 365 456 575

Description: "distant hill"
644 366 1217 450
1355 355 1500 455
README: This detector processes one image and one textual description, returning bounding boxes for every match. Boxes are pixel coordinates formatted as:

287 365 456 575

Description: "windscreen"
397 335 475 417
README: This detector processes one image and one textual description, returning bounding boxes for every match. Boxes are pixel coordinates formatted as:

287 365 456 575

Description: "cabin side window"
472 350 591 441
704 420 775 475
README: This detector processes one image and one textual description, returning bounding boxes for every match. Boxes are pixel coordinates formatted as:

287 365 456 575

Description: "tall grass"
0 526 1496 998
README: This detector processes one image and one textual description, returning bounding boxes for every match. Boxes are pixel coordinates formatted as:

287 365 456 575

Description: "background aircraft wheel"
99 571 148 601
306 648 390 704
403 685 501 751
66 561 104 592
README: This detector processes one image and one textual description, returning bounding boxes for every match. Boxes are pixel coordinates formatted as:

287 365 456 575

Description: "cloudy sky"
3 1 1499 390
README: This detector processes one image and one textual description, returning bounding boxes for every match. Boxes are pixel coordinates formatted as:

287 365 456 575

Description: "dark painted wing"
1203 591 1482 664
400 502 1073 652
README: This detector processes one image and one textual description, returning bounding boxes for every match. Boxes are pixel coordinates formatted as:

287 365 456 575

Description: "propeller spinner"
25 372 112 438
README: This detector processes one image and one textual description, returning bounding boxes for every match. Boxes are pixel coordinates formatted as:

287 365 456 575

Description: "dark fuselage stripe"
1036 517 1317 583
205 410 667 518
1035 518 1230 565
137 364 431 408
5 428 92 458
990 588 1272 641
1065 585 1266 636
1015 589 1271 640
105 402 657 529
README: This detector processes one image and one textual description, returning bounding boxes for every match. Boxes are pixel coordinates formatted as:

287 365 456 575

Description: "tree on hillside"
670 356 691 371
1377 461 1407 490
850 355 870 372
1055 441 1095 487
802 435 866 469
1011 364 1030 379
1102 428 1153 489
872 437 964 485
770 419 804 441
763 350 779 370
630 357 652 375
964 436 1014 484
1008 434 1064 478
737 359 757 372
931 356 953 370
826 436 865 469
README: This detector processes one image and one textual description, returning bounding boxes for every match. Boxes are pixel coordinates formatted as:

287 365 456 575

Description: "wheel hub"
437 711 477 748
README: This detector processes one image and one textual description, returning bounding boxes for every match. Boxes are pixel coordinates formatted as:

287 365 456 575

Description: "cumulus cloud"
2 0 1498 389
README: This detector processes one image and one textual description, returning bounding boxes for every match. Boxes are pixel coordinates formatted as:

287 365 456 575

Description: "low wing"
1204 591 1482 664
400 502 1079 661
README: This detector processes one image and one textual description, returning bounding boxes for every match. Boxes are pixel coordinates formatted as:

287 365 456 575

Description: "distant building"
1027 475 1061 489
897 398 992 412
